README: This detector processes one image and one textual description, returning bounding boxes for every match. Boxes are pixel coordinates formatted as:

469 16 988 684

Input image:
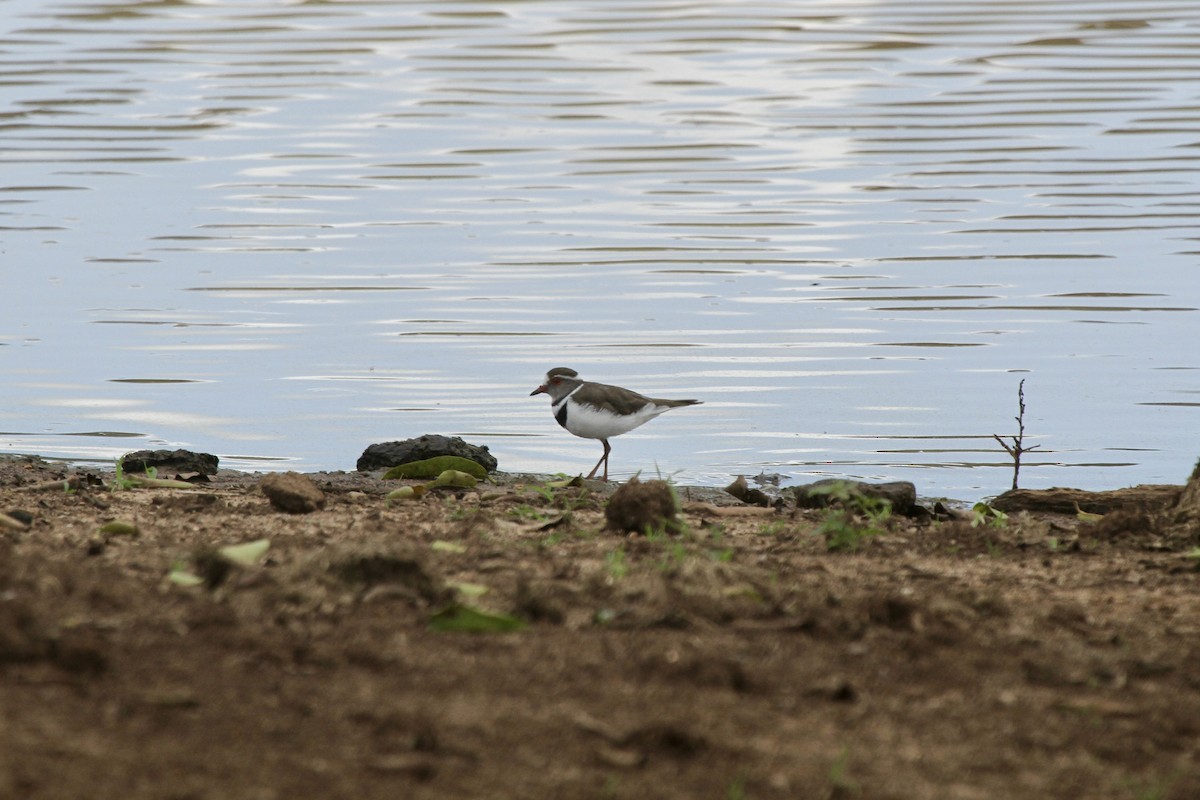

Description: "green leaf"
545 476 585 489
970 502 1008 528
428 604 526 633
429 469 478 490
1074 502 1103 523
386 485 428 502
168 569 205 587
430 540 467 554
218 538 270 566
383 456 487 481
99 520 139 536
446 581 489 598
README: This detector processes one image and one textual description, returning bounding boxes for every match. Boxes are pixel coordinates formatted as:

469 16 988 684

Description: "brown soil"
3 456 1199 799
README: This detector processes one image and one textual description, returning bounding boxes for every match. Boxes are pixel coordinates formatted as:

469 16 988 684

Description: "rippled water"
2 0 1198 498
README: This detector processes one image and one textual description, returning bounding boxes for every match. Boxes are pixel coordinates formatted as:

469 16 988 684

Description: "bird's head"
530 367 580 399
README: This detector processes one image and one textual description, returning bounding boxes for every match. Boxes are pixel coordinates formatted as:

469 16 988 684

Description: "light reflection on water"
2 0 1198 498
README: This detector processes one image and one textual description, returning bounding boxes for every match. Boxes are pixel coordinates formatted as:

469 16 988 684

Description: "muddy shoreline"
3 454 1199 799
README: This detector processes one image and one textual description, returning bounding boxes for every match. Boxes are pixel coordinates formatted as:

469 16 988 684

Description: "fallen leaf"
99 520 139 536
1074 502 1104 523
219 538 270 566
971 502 1008 527
536 514 570 531
429 470 478 490
447 581 489 598
429 604 526 633
383 456 487 481
545 476 584 489
387 485 428 502
168 569 205 587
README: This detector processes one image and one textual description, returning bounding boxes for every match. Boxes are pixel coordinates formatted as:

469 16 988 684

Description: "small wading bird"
529 367 701 481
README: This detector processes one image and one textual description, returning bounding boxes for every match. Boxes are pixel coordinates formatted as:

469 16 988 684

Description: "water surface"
2 0 1198 498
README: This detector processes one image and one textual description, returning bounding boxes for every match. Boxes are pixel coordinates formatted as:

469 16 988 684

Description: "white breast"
553 392 668 440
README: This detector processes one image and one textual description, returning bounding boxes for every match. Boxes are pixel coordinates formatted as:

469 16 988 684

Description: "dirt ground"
3 455 1199 800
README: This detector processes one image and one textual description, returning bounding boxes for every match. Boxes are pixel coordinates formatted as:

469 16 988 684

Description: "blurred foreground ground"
2 457 1198 800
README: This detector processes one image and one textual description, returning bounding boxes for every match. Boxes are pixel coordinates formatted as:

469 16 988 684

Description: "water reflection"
1 0 1197 497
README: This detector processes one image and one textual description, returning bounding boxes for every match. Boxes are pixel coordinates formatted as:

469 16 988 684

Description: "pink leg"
586 439 611 481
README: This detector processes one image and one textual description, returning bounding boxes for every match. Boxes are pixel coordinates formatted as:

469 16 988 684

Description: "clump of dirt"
322 545 446 602
605 476 682 534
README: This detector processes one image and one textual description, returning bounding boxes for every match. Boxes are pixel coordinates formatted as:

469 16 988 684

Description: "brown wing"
573 382 655 416
575 382 700 414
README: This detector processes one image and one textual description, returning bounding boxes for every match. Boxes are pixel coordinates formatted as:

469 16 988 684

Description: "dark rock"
368 754 438 781
121 448 219 476
356 435 497 473
0 509 32 532
724 475 772 507
792 479 918 516
51 630 108 676
3 509 33 527
0 600 49 664
192 547 235 589
620 723 707 758
327 548 444 605
605 476 682 535
259 472 326 514
869 595 920 632
991 485 1181 516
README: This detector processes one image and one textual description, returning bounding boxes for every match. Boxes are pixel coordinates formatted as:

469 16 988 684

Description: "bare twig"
992 379 1041 491
14 477 87 492
0 512 30 532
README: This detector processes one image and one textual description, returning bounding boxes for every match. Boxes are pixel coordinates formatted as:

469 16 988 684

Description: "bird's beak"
530 384 547 396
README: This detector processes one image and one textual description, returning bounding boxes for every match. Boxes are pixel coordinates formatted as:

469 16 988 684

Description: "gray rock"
791 479 918 516
121 448 219 476
356 435 498 473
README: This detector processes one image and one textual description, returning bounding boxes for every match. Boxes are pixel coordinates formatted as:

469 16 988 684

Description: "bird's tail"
654 398 702 408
